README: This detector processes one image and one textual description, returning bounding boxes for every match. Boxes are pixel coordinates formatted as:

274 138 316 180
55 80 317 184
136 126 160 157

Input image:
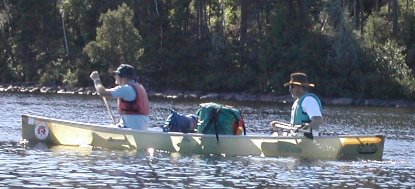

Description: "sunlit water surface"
0 93 414 188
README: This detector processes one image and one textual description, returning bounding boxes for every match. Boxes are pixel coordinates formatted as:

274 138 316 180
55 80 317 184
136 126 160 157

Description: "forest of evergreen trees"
0 0 414 99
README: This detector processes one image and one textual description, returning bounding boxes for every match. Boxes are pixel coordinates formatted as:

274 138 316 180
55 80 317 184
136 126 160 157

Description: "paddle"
102 97 116 125
270 121 314 139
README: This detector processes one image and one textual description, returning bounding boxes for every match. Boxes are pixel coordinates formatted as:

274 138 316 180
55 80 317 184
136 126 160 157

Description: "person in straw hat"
270 72 323 137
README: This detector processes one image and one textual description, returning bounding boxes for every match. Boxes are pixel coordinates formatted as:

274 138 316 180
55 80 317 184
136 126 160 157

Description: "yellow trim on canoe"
341 136 383 146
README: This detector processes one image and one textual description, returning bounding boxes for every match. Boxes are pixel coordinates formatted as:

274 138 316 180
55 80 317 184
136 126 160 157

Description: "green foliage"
257 1 321 94
363 9 415 99
322 0 369 98
84 3 143 75
363 14 392 49
6 0 63 82
39 58 65 85
0 24 11 83
373 39 415 98
1 0 415 99
63 69 79 87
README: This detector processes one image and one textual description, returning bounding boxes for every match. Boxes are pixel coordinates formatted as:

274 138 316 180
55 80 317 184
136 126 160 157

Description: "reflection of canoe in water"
21 114 385 160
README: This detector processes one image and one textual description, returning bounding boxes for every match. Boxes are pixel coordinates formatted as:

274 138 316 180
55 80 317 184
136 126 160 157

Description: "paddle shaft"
272 123 309 133
270 121 313 139
102 97 116 125
270 120 305 131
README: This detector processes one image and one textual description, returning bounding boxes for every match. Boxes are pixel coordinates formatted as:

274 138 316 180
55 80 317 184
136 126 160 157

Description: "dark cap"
113 64 136 79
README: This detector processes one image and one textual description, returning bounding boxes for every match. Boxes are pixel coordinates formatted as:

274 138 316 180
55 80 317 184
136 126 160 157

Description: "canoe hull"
21 114 385 160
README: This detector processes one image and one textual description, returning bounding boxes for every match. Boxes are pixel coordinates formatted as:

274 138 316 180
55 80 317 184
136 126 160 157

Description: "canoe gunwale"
22 114 385 140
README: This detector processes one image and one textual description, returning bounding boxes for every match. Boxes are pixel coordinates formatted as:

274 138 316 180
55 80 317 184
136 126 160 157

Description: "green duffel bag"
196 102 245 138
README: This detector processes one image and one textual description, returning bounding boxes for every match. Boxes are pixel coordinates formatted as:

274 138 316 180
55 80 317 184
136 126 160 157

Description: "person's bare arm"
308 116 323 131
90 71 112 97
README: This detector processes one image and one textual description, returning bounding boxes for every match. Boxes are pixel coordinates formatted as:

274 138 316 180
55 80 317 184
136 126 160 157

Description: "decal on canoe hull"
34 121 49 141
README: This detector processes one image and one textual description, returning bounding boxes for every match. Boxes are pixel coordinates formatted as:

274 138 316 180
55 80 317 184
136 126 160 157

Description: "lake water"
0 92 414 188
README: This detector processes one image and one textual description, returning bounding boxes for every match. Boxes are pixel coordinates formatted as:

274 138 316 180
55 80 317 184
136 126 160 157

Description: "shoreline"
1 84 415 108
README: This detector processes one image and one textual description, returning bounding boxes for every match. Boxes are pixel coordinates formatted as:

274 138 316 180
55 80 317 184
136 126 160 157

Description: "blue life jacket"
290 93 322 126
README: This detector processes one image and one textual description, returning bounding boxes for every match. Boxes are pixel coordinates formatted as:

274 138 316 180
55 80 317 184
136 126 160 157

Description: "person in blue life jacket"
270 72 323 137
90 64 150 130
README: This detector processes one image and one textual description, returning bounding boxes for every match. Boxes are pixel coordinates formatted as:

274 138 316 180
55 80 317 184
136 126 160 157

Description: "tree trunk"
197 0 208 39
255 1 261 37
220 0 225 34
359 0 364 34
197 0 202 39
392 0 398 36
406 0 409 17
288 0 296 19
388 1 391 16
347 0 353 15
298 0 305 18
375 0 380 13
239 0 248 67
204 0 208 36
354 0 359 29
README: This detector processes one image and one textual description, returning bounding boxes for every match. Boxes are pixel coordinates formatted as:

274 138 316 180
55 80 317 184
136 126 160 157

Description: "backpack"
196 102 246 140
163 110 197 133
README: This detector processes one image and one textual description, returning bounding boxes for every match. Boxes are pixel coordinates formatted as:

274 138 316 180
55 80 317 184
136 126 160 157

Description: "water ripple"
0 93 414 188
